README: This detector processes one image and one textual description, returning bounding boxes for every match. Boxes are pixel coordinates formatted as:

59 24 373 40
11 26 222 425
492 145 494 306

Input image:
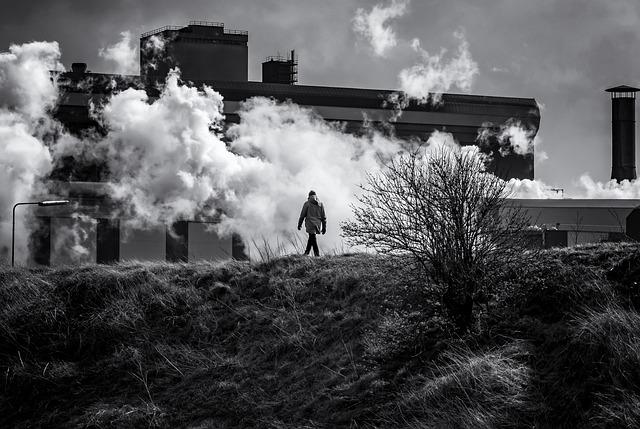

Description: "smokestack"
71 62 87 74
606 85 639 181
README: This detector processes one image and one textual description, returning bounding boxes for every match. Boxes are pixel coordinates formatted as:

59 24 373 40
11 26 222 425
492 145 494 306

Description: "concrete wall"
188 222 233 261
35 220 235 265
120 225 166 262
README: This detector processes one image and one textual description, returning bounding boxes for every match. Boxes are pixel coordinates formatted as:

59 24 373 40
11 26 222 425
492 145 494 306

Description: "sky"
1 0 639 195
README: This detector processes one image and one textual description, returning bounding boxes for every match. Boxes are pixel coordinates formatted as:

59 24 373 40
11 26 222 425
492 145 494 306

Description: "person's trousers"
304 233 319 256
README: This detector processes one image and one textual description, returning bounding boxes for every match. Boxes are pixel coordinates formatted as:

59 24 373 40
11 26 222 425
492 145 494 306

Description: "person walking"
297 190 326 256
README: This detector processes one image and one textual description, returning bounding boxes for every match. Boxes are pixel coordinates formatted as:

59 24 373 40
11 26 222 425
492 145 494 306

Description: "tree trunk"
443 279 474 331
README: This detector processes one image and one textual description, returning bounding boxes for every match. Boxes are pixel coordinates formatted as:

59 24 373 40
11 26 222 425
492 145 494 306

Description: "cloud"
507 178 561 199
0 41 63 120
353 0 409 57
575 174 640 199
477 119 547 162
398 30 479 104
141 34 171 74
0 42 61 264
98 31 138 75
51 213 96 264
224 96 403 253
507 174 640 200
69 70 404 256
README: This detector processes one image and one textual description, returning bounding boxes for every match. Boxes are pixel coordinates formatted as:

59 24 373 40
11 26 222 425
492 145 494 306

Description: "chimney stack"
71 62 87 74
606 85 639 182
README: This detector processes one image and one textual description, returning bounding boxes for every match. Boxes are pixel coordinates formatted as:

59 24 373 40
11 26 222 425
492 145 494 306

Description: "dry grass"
395 342 534 428
2 243 640 428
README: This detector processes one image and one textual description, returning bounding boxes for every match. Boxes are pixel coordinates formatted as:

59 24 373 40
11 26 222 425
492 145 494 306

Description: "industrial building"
22 20 629 266
514 85 640 248
140 21 248 86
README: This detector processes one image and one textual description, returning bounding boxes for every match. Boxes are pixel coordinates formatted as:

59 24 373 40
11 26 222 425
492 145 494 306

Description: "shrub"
342 145 532 330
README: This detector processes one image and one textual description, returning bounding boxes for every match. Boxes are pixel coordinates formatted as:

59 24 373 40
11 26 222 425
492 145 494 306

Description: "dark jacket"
298 197 327 234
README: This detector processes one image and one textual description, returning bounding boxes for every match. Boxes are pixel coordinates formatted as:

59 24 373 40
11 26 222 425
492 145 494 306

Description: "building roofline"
202 80 539 107
510 198 640 208
141 21 248 39
54 71 540 118
605 85 640 93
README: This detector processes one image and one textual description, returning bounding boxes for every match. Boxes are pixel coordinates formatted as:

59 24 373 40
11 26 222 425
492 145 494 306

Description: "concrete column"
30 216 51 266
96 218 120 264
166 221 189 262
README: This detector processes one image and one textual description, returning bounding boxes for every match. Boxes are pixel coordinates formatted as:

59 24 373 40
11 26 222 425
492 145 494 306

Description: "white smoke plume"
477 120 548 162
99 31 138 75
0 41 62 264
92 72 227 227
353 0 409 57
83 70 404 255
507 178 561 199
223 97 402 252
507 175 640 200
575 175 640 199
398 31 479 104
51 214 97 264
9 38 640 266
141 34 167 74
144 35 165 53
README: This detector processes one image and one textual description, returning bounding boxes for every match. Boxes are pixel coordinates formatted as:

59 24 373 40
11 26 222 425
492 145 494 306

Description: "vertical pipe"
11 204 17 267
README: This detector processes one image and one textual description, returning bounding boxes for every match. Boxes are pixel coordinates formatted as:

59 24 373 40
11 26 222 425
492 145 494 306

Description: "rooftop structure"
262 50 298 85
140 21 248 85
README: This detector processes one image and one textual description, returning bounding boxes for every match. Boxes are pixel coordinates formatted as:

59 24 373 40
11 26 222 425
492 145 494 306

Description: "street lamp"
12 200 70 267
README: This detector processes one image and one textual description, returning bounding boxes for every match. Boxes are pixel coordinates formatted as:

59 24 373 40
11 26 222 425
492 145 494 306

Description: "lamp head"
38 200 70 206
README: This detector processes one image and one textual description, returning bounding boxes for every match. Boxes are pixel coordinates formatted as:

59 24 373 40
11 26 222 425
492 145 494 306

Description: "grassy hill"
2 243 640 428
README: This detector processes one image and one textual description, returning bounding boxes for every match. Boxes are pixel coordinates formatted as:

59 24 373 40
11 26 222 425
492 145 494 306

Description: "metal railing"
189 20 224 27
142 22 248 38
265 55 297 63
141 25 182 38
224 29 249 35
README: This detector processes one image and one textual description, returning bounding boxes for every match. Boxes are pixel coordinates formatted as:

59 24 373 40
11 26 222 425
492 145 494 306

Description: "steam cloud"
4 36 640 265
576 175 640 199
2 39 408 261
99 31 139 75
398 31 479 104
83 72 404 255
353 0 409 57
352 3 478 106
141 34 166 73
507 175 640 200
0 41 62 264
477 120 548 162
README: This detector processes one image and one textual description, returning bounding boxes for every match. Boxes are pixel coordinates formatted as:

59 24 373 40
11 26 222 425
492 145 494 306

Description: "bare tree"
341 145 532 330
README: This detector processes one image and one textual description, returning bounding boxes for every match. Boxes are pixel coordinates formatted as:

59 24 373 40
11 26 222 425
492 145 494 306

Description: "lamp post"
11 200 70 267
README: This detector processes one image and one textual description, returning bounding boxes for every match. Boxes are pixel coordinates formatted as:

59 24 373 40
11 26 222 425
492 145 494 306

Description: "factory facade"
25 20 627 266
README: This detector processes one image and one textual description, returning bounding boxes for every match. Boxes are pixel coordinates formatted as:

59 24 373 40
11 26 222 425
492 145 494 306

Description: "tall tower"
140 21 248 87
606 85 639 182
